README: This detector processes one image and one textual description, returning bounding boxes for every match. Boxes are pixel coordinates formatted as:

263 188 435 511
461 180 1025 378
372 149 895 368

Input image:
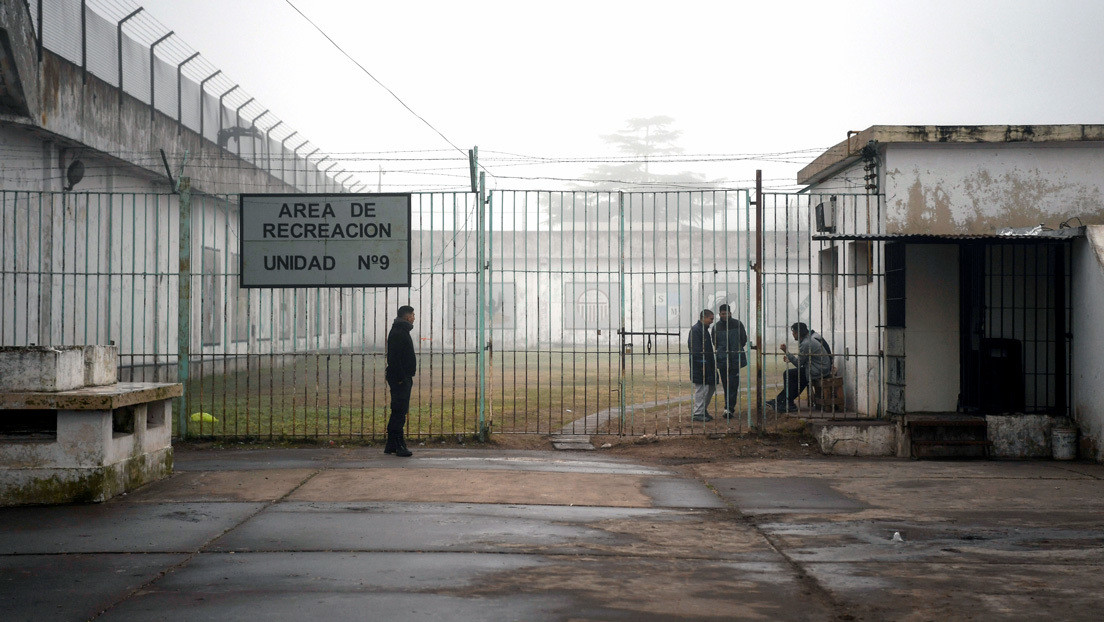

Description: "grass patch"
176 350 795 439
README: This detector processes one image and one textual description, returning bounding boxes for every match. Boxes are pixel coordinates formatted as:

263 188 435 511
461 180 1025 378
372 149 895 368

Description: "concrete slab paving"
0 554 186 622
804 562 1104 621
694 457 1104 480
0 502 264 553
102 590 568 622
126 468 317 502
288 467 654 506
209 501 662 554
410 453 669 476
2 447 1102 620
709 477 869 514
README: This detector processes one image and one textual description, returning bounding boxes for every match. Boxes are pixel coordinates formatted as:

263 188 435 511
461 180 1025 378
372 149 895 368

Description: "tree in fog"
584 115 704 189
545 116 723 227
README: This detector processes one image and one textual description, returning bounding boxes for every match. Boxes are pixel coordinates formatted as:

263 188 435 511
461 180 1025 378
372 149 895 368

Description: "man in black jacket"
384 305 417 457
713 304 748 419
687 309 716 422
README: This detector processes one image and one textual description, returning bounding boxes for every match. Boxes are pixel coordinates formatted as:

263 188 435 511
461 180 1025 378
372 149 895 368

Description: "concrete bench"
0 382 182 505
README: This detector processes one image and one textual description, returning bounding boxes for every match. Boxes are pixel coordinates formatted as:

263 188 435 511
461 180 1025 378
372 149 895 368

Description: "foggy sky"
135 0 1104 192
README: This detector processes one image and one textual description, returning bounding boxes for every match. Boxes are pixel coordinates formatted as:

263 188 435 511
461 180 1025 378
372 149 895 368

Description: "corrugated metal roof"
812 226 1085 242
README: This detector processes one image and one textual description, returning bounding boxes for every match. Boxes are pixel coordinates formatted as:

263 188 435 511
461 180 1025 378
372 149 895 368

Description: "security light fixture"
815 196 837 233
65 160 85 191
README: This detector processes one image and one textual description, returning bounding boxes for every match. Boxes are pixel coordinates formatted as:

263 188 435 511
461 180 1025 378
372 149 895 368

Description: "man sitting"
766 322 832 413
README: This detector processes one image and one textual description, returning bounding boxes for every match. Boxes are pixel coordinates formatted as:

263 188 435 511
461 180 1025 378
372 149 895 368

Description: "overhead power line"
282 0 484 176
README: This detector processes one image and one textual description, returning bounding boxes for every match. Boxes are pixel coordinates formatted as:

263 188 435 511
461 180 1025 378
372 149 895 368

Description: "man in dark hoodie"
384 305 417 457
713 303 748 419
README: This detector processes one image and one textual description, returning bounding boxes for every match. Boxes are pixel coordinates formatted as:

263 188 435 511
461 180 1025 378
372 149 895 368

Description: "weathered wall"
885 143 1104 234
1 3 341 196
1071 226 1104 460
905 244 960 411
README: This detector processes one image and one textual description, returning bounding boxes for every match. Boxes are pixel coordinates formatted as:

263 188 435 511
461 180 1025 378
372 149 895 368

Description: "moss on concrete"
0 448 173 506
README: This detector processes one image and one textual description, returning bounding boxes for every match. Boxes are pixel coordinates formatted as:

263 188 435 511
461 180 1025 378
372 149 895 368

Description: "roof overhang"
812 226 1086 243
798 125 1104 187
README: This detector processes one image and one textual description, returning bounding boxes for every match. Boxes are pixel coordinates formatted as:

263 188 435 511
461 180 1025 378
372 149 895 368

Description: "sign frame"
238 192 412 289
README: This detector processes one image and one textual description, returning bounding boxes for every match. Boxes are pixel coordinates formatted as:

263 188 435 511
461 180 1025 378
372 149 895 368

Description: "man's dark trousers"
717 359 740 412
776 367 809 407
387 377 412 435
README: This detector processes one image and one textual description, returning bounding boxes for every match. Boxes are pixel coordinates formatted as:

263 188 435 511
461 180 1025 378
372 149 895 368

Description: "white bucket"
1052 427 1077 460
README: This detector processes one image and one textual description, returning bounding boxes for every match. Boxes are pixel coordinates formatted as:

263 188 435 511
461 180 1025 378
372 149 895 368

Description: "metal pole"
304 148 320 190
177 177 192 438
149 30 174 123
116 8 143 110
234 97 255 156
249 109 269 162
264 120 283 177
176 52 200 135
278 131 299 184
216 84 240 149
754 170 764 430
80 0 87 82
322 162 338 191
36 0 42 63
292 139 310 190
476 167 487 440
618 190 626 431
198 70 223 140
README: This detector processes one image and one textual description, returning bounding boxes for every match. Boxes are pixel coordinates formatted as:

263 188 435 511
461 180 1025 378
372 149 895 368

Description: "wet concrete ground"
2 447 1102 621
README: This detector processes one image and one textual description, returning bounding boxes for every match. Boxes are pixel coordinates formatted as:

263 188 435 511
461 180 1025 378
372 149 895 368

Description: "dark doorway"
959 243 1070 415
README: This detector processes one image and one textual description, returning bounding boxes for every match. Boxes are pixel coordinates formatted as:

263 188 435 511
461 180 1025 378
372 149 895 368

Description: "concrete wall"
1071 226 1104 460
0 3 343 197
904 244 960 412
884 143 1104 235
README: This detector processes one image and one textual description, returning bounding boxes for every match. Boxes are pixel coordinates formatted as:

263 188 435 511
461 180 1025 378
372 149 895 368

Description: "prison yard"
177 350 799 439
4 0 1104 618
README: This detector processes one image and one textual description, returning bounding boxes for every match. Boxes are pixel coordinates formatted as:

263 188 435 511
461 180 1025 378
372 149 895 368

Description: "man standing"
688 309 717 422
385 305 417 457
766 322 831 413
713 303 748 419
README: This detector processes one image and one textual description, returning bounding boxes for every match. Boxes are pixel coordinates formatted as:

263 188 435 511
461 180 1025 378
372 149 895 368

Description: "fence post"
617 191 626 433
754 170 764 431
177 177 192 438
116 8 143 111
476 168 488 440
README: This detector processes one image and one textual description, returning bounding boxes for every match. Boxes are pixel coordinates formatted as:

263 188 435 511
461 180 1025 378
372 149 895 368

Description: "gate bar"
754 170 764 430
177 178 192 437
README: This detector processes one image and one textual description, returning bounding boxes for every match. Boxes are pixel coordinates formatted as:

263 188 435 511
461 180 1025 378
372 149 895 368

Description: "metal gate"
2 184 885 440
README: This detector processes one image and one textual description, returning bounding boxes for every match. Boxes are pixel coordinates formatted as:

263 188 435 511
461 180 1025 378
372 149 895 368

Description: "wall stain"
891 166 1104 234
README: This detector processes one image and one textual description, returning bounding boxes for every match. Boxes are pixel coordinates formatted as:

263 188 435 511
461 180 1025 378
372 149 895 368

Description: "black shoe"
691 413 713 422
778 403 799 413
722 409 734 419
394 435 413 457
384 434 398 454
764 399 778 410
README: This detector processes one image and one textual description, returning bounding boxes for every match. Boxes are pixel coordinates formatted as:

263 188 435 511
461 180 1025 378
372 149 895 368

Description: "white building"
800 125 1104 460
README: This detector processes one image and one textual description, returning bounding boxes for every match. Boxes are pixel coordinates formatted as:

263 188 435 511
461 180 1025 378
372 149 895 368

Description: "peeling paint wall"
1071 227 1104 461
905 245 960 411
885 143 1104 234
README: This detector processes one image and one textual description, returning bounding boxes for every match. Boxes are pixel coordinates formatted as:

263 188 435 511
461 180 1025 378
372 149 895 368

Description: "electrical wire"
282 0 491 180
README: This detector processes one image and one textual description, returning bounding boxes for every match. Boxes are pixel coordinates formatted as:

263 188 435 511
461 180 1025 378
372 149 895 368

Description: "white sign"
240 193 411 288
